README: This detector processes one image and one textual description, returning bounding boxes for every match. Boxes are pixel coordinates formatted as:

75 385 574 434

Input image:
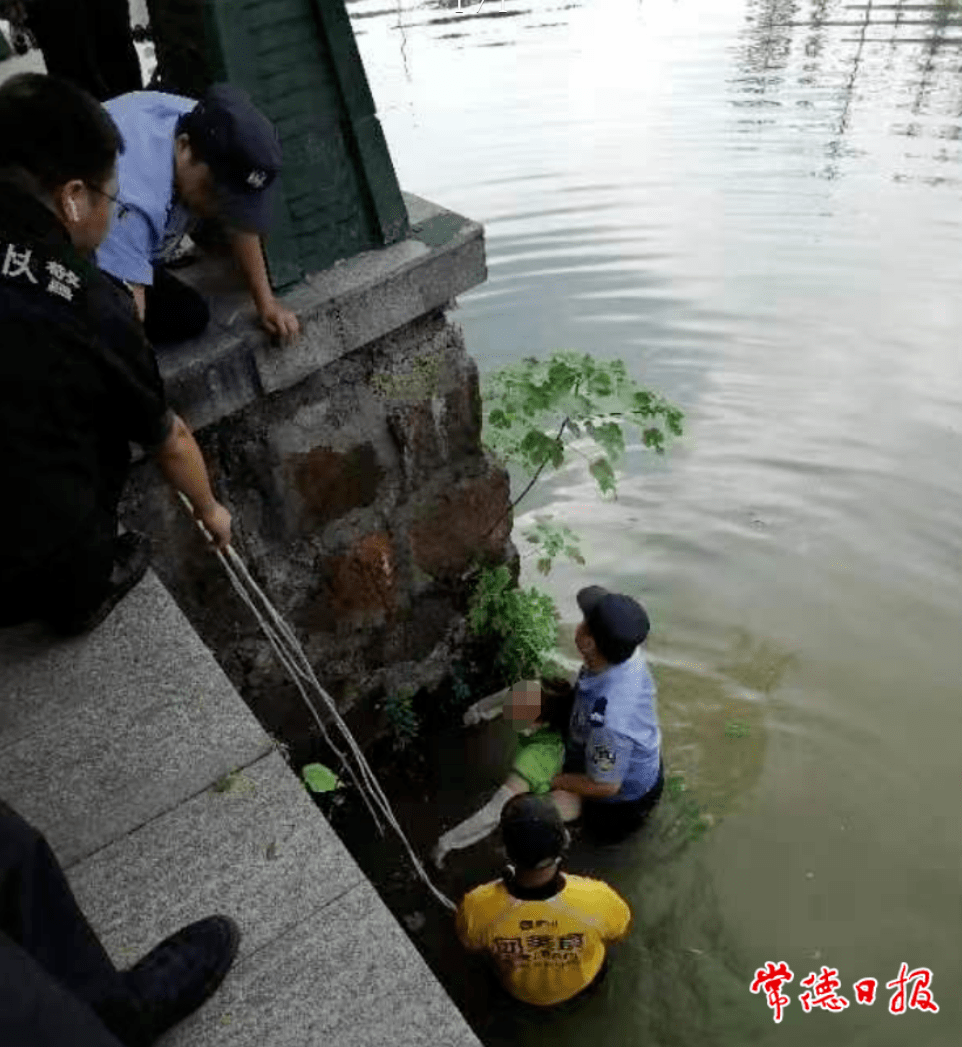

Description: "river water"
346 1 961 1045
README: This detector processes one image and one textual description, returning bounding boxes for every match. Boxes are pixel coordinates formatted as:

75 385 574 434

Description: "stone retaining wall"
120 306 517 761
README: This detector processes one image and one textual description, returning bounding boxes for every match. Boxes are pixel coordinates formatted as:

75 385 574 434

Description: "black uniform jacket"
0 181 173 579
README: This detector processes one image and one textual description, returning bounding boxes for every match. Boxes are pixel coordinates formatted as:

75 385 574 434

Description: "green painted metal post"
145 0 409 292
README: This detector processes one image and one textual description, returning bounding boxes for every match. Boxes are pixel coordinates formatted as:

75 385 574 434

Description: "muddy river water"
347 2 961 1045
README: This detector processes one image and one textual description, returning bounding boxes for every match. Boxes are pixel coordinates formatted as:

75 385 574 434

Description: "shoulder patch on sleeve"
590 738 617 773
589 697 607 727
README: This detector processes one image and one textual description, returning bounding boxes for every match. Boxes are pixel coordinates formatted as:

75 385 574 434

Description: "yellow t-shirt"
455 873 632 1006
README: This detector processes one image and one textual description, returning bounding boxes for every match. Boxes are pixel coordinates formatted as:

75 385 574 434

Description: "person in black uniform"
0 798 239 1047
0 0 143 102
0 73 240 1047
0 71 232 636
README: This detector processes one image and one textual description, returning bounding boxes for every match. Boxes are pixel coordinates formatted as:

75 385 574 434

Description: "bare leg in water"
432 773 530 869
432 778 582 868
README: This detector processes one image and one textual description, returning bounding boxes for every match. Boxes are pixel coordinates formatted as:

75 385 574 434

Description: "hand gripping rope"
177 492 456 911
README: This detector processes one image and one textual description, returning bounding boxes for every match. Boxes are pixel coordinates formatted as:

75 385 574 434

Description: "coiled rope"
176 492 456 911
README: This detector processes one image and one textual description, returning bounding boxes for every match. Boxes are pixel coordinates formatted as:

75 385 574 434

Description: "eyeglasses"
84 183 131 221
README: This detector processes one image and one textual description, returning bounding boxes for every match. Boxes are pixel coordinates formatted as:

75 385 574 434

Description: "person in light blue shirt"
549 586 665 843
95 82 300 347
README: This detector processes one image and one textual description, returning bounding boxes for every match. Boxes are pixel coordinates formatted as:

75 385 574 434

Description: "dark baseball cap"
577 585 650 653
500 794 568 870
185 83 282 234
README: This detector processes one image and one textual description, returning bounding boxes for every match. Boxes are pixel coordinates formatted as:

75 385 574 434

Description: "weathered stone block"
441 357 483 461
286 443 383 527
378 320 480 493
303 530 397 633
377 594 457 667
407 470 513 582
118 191 507 759
386 403 444 489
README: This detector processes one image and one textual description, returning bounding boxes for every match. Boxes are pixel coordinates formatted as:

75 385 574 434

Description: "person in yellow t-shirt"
455 793 632 1008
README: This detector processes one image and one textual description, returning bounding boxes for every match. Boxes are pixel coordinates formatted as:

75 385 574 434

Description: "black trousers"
0 509 117 630
26 0 142 102
0 799 139 1046
583 759 666 844
143 265 210 346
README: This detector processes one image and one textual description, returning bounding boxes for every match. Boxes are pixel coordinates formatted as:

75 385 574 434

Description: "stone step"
0 571 271 867
153 879 481 1047
67 748 478 1047
66 750 363 970
0 569 482 1046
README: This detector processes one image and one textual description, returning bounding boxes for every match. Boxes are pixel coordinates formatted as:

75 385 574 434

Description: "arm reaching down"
153 414 232 550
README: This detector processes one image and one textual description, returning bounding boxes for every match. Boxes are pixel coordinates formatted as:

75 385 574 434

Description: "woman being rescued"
432 675 579 868
433 585 663 865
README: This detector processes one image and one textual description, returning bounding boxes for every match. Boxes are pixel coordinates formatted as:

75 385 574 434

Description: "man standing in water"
456 793 631 1008
549 586 665 842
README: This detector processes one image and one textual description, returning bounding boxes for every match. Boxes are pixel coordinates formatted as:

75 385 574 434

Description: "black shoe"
121 915 241 1046
12 30 35 55
48 531 151 637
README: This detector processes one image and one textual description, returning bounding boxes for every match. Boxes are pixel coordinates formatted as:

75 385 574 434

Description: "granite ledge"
156 193 487 433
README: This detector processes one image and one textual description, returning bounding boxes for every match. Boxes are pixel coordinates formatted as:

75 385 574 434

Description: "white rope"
176 492 456 911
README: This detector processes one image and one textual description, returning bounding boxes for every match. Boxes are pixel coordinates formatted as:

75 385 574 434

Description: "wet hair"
501 794 568 870
585 613 636 666
0 73 124 193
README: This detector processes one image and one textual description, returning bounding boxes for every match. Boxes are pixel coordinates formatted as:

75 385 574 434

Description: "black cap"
577 585 650 657
185 83 282 234
500 794 567 870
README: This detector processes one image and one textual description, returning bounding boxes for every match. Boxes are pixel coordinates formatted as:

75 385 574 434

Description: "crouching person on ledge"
0 73 232 638
0 797 240 1047
455 793 631 1010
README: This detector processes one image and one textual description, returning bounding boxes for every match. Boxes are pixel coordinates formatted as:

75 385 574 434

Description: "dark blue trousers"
0 799 137 1046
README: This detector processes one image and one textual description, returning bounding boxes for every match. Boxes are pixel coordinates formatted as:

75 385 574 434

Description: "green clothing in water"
512 725 565 795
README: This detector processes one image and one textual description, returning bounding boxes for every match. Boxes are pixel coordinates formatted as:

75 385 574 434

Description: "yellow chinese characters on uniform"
455 874 631 1007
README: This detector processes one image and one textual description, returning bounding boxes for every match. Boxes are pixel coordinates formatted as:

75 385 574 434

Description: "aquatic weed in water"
724 721 751 738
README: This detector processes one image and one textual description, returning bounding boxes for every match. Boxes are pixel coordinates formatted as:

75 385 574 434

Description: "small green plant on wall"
474 350 684 576
466 563 565 688
438 659 476 718
381 686 420 751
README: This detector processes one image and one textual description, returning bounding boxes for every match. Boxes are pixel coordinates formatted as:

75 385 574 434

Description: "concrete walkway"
0 570 482 1047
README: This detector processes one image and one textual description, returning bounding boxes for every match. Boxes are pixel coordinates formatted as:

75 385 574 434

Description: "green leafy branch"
466 563 561 686
523 516 586 576
474 351 684 573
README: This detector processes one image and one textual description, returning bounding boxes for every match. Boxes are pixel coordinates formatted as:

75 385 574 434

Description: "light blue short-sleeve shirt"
567 650 662 802
95 92 200 286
